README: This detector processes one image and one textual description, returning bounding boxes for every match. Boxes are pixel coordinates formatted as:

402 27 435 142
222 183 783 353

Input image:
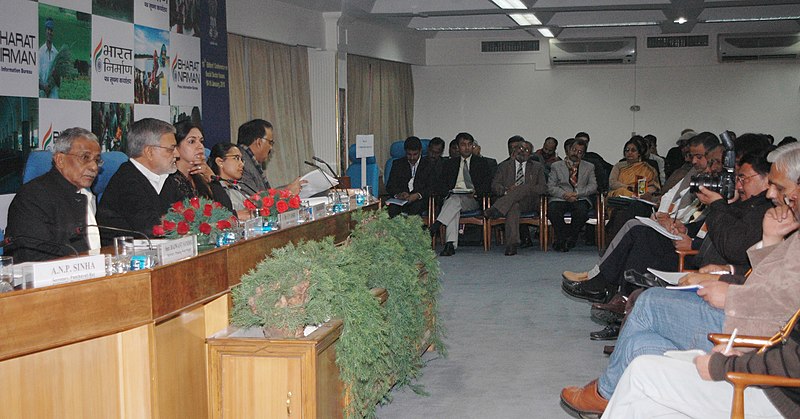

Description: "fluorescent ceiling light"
415 26 509 31
562 21 657 28
703 16 800 23
538 28 555 38
491 0 527 10
510 13 541 26
674 17 688 24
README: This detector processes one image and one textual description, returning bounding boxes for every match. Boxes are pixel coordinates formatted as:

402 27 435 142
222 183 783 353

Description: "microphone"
82 225 153 249
305 160 338 191
312 156 338 179
4 235 80 258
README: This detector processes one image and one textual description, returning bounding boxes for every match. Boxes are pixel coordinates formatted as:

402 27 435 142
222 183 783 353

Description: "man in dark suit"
547 138 598 251
485 140 547 255
236 119 304 196
6 128 103 262
98 118 180 239
575 131 611 193
429 132 492 256
386 136 432 218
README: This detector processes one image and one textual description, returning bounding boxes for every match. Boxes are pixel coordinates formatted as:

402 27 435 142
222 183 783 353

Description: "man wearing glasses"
98 118 180 239
236 119 304 196
6 128 102 261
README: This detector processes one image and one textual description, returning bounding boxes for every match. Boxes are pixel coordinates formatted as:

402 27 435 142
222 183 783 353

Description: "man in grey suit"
485 140 547 255
236 119 304 196
547 138 597 251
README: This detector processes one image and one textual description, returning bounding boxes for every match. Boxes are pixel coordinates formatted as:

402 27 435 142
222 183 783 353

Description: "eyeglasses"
224 154 243 161
259 137 275 146
736 173 760 183
624 147 638 153
151 144 177 153
63 152 104 167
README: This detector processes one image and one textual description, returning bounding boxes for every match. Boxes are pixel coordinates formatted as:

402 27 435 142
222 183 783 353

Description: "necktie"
569 165 578 188
515 162 524 186
80 189 101 250
462 159 474 190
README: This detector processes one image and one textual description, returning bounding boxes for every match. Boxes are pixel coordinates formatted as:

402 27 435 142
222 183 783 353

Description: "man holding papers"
385 136 432 218
428 132 491 256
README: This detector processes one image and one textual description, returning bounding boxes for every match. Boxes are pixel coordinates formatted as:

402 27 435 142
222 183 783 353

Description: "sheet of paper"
665 284 703 291
386 198 408 206
299 170 339 199
646 268 687 286
450 188 474 194
635 216 682 240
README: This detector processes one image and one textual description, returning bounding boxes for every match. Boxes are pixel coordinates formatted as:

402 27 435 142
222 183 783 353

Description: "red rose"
203 204 213 217
279 189 291 199
262 207 271 216
172 201 184 211
189 197 200 209
183 209 196 222
199 222 212 235
152 225 165 236
262 196 274 208
177 221 189 235
243 199 256 210
213 202 222 208
289 195 301 209
163 220 176 231
268 188 277 197
217 220 232 230
276 200 289 213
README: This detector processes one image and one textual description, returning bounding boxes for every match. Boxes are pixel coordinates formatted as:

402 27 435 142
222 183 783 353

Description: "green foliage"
230 209 445 419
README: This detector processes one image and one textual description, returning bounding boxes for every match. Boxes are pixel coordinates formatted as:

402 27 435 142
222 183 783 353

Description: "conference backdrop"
0 0 230 194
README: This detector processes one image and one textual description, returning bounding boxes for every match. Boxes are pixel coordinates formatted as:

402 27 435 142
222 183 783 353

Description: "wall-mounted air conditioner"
549 37 636 65
718 33 800 62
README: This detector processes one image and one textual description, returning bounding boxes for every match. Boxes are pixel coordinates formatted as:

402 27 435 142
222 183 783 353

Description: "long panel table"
0 205 375 419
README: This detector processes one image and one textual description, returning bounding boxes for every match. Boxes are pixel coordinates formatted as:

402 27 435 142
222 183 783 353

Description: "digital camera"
688 131 736 200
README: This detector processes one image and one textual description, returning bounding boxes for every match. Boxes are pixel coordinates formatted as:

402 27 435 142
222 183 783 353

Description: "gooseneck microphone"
312 156 338 179
3 235 80 258
82 224 153 249
305 160 338 191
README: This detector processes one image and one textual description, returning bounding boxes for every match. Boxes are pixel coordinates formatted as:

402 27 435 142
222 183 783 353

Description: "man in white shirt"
38 17 59 98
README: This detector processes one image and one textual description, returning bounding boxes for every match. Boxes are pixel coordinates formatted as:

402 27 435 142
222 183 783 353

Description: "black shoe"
504 244 518 256
440 241 455 256
623 269 669 289
590 307 624 325
566 238 577 249
429 221 443 238
590 324 620 341
603 345 615 355
484 207 503 219
519 236 534 249
562 279 609 303
552 240 564 252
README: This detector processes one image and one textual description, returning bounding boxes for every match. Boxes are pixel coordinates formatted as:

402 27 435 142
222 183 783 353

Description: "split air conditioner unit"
718 33 800 62
549 37 636 65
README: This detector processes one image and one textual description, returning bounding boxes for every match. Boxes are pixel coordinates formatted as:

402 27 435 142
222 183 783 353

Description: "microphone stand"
85 225 153 249
312 156 338 180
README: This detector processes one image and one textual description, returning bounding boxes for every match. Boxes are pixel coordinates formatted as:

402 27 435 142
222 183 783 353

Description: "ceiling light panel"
548 10 665 26
371 0 490 13
538 28 555 37
408 14 517 29
532 0 668 6
491 0 527 9
698 5 800 21
510 13 542 26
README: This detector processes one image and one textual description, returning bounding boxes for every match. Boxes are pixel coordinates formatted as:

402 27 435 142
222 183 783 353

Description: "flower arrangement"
153 196 236 244
242 188 302 216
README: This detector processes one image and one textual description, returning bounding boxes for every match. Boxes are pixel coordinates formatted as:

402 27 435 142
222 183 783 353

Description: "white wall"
415 32 800 162
227 0 326 48
340 18 428 65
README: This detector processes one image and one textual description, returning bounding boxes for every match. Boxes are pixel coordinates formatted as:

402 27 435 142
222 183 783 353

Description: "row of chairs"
421 193 607 253
21 150 129 201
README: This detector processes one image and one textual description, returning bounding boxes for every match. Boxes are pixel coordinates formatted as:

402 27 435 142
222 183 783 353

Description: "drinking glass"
113 236 135 273
0 256 13 292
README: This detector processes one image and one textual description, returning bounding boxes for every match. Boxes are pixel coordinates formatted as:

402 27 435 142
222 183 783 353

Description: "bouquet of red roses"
154 196 236 244
243 188 302 216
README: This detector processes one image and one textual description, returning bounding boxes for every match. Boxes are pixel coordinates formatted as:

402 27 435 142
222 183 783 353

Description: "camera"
688 131 736 200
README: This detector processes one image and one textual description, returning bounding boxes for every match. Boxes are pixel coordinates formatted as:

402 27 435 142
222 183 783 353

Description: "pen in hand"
724 328 738 355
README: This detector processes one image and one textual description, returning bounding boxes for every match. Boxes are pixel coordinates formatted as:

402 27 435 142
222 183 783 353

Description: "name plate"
25 255 107 288
278 209 299 228
155 235 198 265
311 202 327 219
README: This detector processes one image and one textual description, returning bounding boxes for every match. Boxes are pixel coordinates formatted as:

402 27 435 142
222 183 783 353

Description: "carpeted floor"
377 243 611 419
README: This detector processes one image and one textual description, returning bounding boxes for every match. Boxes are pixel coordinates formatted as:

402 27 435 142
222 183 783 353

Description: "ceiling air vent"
718 33 800 62
549 37 636 65
647 35 708 48
481 40 540 53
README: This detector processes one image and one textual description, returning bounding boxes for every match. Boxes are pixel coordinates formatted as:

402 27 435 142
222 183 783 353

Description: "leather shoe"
440 241 455 257
623 269 669 289
484 207 503 219
603 345 615 355
519 236 534 249
590 324 620 341
562 271 589 282
560 379 608 417
504 245 517 256
590 307 623 325
429 221 443 238
591 293 627 315
562 279 609 303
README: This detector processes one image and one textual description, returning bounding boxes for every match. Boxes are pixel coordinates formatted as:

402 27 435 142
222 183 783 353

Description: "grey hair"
127 118 176 158
52 127 98 154
768 142 800 183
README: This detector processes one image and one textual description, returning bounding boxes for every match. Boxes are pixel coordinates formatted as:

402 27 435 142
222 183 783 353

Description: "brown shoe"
560 379 608 416
562 271 589 282
591 293 628 315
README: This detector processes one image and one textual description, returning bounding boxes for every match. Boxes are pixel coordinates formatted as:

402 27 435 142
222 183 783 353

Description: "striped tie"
515 162 524 186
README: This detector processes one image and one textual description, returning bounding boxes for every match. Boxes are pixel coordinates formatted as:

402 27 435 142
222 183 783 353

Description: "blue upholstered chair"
384 140 406 186
345 144 380 195
22 151 53 184
93 151 129 201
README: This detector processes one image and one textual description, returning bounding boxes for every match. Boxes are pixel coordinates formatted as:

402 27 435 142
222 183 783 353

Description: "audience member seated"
575 131 612 193
159 120 222 212
472 140 497 178
559 142 800 417
207 142 251 220
643 134 665 185
535 137 561 166
236 119 304 196
547 138 597 252
426 137 448 199
98 118 179 238
484 139 546 256
665 129 696 180
608 136 660 198
386 136 432 218
429 132 492 256
447 138 459 159
6 128 102 262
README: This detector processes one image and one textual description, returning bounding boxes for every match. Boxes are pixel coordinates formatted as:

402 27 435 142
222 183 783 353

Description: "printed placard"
0 0 39 97
91 15 134 103
132 103 170 122
38 99 91 150
168 32 201 106
134 0 169 30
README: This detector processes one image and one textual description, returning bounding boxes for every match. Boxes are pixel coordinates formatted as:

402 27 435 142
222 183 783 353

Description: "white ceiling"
280 0 800 39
